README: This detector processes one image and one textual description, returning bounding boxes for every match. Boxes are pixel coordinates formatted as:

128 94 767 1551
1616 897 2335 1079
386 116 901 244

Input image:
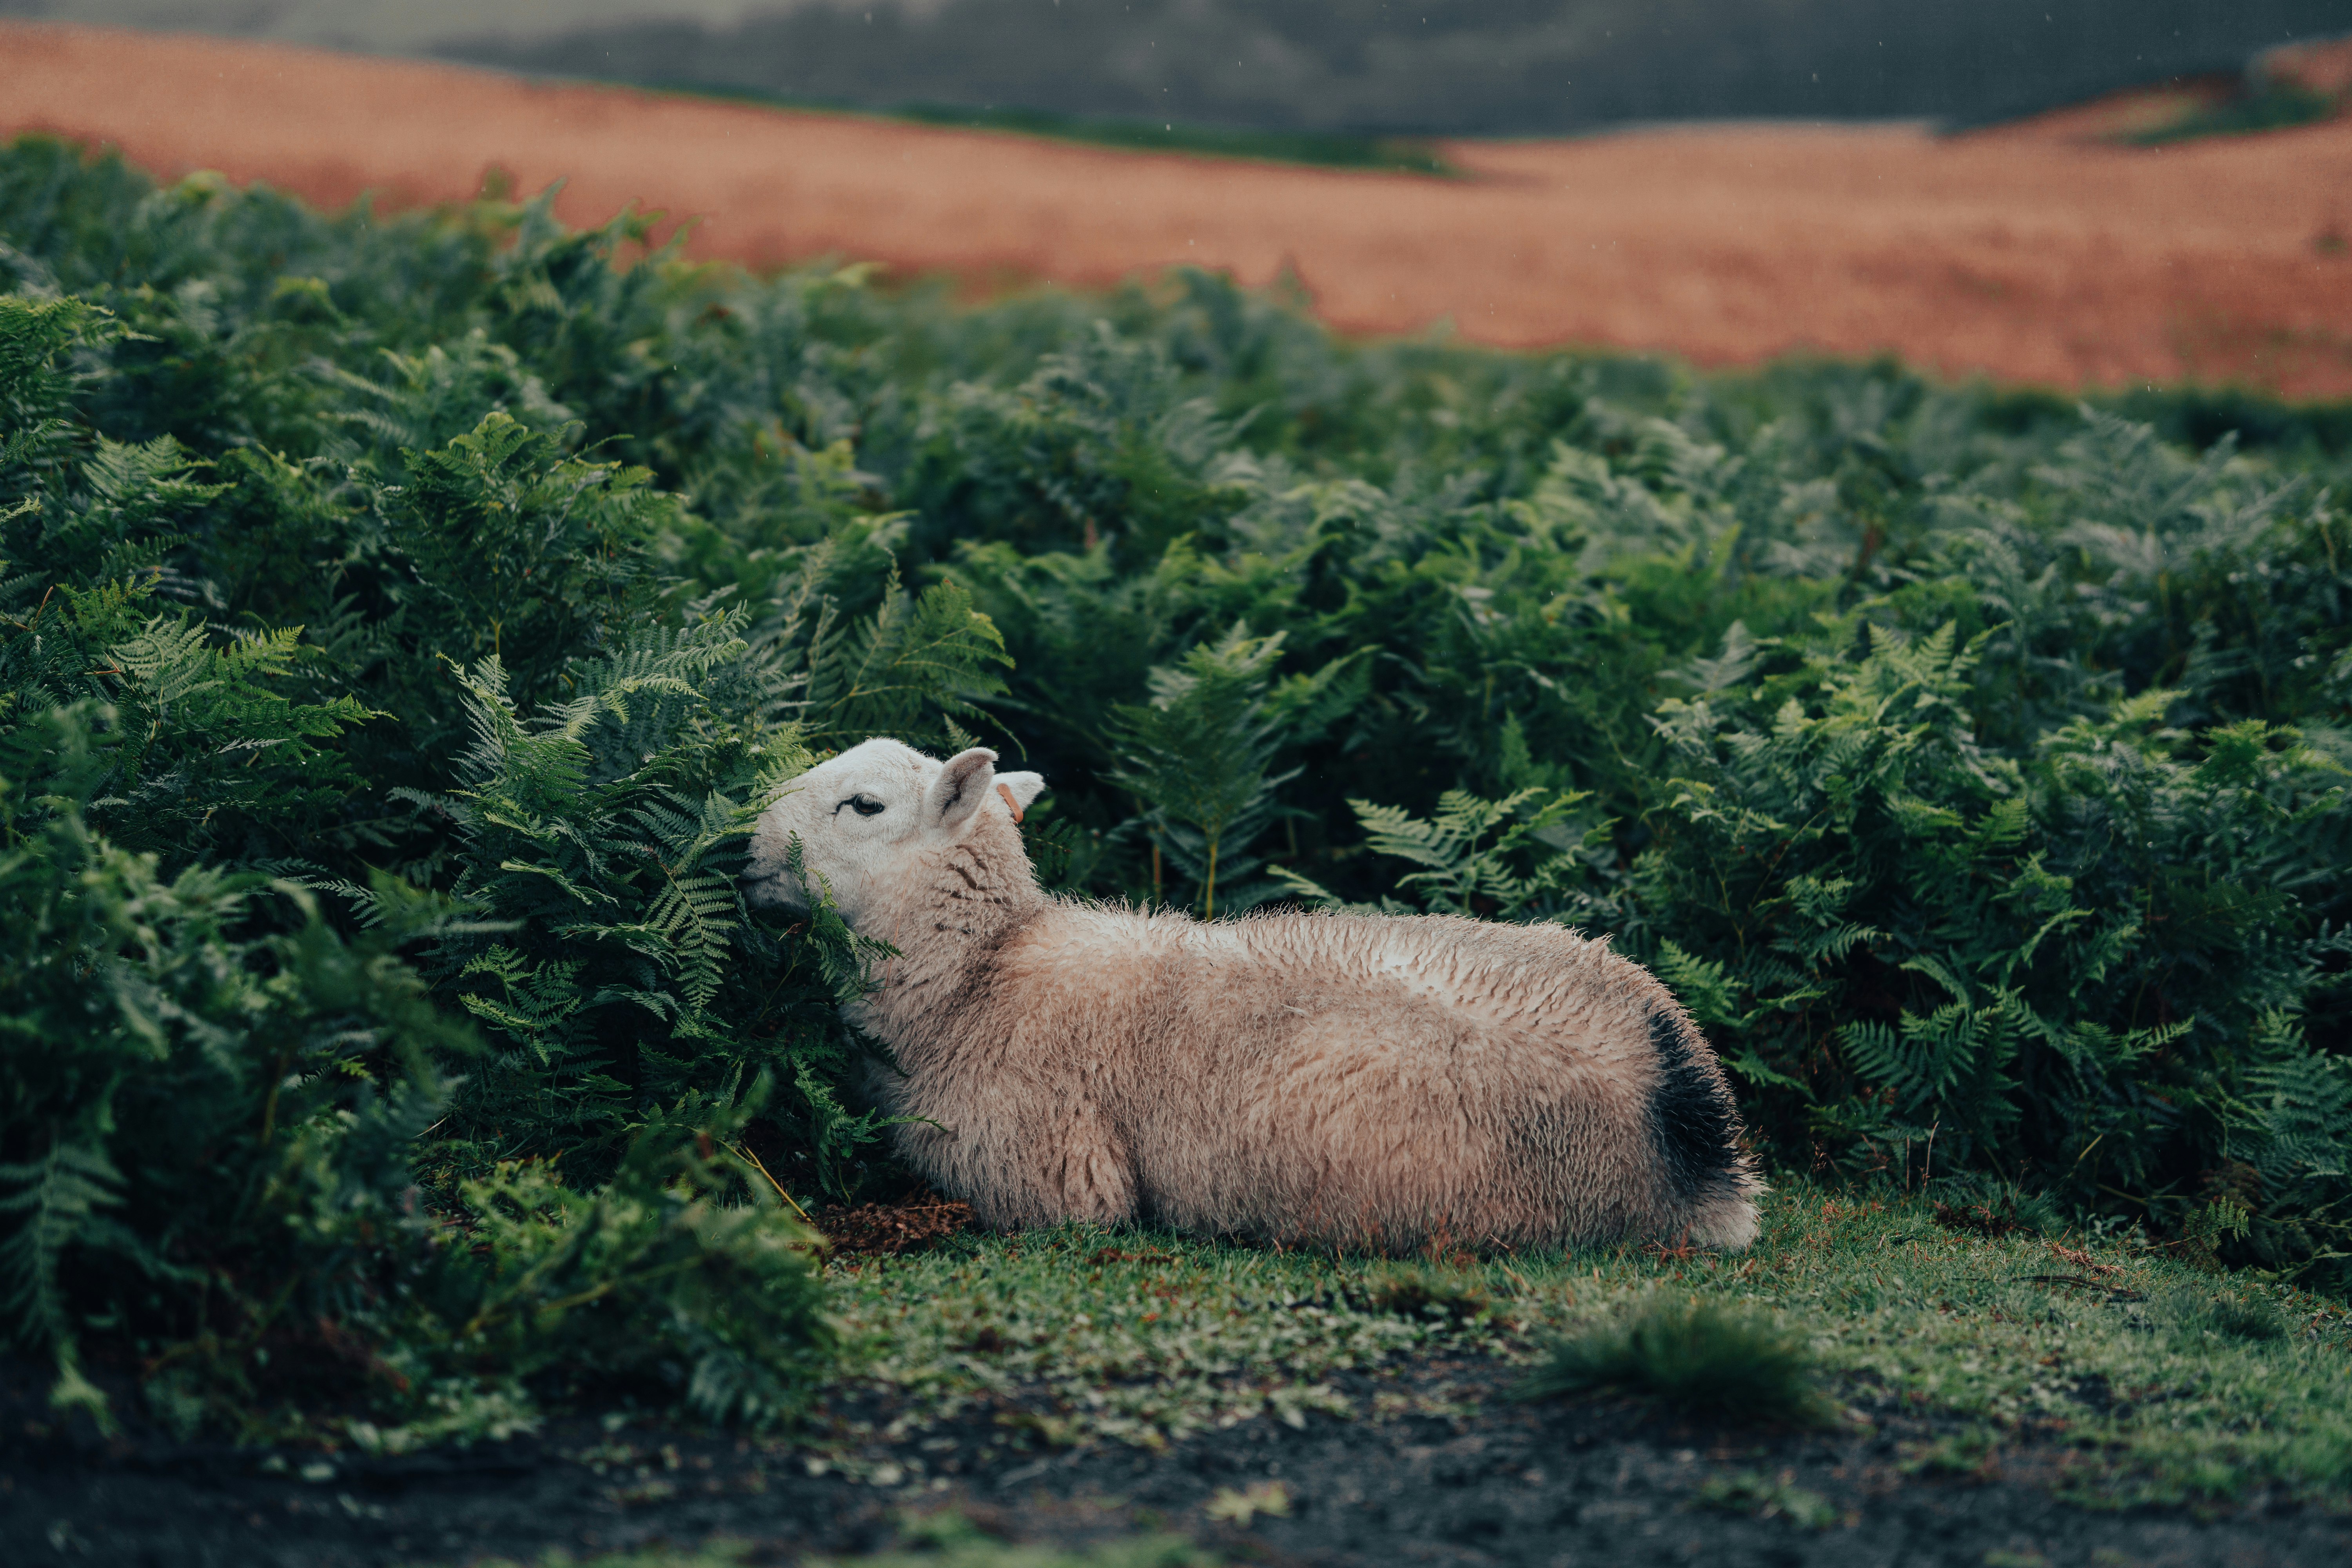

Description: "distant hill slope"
8 19 2352 397
9 1 2348 135
0 2 774 55
436 0 2351 135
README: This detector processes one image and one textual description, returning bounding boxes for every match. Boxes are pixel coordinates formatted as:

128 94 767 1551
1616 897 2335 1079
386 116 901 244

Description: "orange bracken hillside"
3 22 2350 395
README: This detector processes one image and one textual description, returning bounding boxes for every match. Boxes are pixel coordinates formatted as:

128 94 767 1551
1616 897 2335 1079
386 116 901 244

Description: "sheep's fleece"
745 739 1762 1251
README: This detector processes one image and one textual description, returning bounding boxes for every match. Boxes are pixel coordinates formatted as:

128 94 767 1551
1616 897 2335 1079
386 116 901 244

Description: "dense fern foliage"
4 137 2350 1436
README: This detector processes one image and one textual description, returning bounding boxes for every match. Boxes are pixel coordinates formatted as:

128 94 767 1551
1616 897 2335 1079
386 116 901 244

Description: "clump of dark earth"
6 1353 2347 1567
814 1188 976 1259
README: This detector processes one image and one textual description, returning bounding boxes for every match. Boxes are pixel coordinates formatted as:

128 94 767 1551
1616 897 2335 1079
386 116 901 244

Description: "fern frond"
0 1139 126 1357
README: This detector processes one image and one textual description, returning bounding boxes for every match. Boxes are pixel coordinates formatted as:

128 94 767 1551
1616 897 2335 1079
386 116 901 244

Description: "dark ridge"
1646 1009 1740 1202
435 1 2352 140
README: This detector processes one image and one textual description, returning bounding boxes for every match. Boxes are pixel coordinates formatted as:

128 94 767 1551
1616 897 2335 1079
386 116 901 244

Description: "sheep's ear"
926 747 998 834
994 771 1045 823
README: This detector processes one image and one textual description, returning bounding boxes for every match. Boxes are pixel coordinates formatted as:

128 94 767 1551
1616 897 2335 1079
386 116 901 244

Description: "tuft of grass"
1347 1263 1494 1324
1203 1481 1291 1527
1513 1296 1833 1426
2170 1287 2289 1344
1926 1175 2062 1241
1901 1425 2002 1479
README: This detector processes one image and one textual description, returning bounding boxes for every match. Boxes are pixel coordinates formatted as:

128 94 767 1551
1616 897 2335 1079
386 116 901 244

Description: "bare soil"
5 22 2352 397
8 1349 2350 1567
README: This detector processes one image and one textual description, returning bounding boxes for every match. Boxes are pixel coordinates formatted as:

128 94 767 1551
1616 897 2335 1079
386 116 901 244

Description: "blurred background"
4 4 2350 392
9 1 2350 133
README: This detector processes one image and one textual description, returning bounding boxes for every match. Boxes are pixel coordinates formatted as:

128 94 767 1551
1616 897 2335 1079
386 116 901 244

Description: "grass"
1511 1296 1831 1425
1696 1469 1844 1529
822 1236 1451 1453
814 1183 2352 1508
639 82 1458 174
422 1185 2351 1566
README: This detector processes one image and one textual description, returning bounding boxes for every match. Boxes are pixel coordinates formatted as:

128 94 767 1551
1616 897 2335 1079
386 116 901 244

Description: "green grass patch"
825 1235 1454 1452
820 1185 2352 1507
1513 1296 1832 1426
1696 1469 1844 1528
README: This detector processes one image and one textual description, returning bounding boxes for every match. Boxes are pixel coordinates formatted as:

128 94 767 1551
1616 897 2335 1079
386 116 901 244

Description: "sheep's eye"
838 794 886 818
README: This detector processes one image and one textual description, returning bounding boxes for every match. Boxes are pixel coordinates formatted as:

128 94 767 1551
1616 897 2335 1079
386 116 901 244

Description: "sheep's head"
742 738 1046 925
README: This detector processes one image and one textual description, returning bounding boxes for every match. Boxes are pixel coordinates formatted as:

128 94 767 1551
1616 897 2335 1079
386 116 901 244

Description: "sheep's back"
997 905 1743 1247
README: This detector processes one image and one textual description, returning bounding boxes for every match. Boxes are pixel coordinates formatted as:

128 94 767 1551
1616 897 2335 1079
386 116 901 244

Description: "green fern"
0 1138 126 1382
1107 623 1302 917
764 557 1013 748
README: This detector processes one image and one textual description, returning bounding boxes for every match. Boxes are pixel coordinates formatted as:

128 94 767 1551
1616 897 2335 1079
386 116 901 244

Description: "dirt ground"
8 1350 2349 1568
4 22 2352 398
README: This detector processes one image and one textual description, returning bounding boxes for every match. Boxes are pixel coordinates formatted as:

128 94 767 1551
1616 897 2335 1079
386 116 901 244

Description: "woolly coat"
846 795 1763 1252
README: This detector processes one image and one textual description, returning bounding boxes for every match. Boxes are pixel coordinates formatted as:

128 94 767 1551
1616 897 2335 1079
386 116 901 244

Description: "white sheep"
744 739 1763 1251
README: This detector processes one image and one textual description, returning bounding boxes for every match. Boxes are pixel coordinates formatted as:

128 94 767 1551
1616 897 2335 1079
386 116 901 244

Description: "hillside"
5 21 2352 396
23 0 2345 135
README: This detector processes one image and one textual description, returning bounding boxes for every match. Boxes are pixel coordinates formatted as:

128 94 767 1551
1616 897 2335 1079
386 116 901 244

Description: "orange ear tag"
996 782 1024 824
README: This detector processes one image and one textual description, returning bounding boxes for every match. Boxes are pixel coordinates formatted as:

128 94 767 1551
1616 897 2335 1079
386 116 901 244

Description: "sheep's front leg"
895 1088 1134 1229
1045 1103 1137 1225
